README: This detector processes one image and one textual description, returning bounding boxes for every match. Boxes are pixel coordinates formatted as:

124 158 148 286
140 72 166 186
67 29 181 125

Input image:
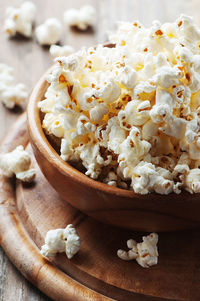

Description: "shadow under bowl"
27 68 200 232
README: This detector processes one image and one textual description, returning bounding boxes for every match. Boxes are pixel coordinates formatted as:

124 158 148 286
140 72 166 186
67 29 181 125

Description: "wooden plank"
0 0 199 299
0 0 95 299
1 114 200 300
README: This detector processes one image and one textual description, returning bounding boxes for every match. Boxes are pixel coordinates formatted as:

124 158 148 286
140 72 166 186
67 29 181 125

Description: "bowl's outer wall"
27 67 200 232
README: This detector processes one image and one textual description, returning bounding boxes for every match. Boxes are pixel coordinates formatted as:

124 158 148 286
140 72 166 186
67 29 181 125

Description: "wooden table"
0 0 199 300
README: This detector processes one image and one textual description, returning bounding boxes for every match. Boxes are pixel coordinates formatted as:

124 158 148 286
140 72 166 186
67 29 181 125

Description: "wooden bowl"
27 68 200 232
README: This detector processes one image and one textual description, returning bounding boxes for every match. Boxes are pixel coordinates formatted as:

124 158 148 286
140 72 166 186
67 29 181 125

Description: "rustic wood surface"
0 0 200 300
1 114 200 301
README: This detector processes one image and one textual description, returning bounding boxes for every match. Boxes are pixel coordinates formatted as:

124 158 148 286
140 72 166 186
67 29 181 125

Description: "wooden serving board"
1 113 200 301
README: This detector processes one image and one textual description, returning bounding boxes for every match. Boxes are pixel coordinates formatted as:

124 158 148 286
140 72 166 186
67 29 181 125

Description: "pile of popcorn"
39 14 200 195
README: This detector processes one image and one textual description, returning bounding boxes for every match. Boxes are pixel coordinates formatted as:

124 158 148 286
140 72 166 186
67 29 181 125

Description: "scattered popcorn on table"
4 1 36 38
0 64 28 109
35 18 62 45
64 5 96 31
0 145 36 183
117 233 158 268
40 224 81 259
39 15 200 194
49 44 75 59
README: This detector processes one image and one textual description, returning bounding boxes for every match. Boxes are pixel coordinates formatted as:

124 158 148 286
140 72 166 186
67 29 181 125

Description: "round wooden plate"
0 113 200 301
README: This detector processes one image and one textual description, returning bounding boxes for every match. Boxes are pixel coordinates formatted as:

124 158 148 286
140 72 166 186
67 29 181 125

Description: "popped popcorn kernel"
0 64 28 109
0 145 36 182
64 5 96 31
4 1 36 38
41 224 81 259
39 15 200 194
35 18 62 45
50 45 75 59
117 233 158 268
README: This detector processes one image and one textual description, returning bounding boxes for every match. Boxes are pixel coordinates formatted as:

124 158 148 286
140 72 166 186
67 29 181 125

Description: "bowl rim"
27 60 194 201
27 67 138 198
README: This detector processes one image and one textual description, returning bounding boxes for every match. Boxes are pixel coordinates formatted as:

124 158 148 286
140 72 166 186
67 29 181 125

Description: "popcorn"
40 224 81 259
119 99 150 126
64 5 96 31
131 162 174 195
117 233 158 268
155 65 182 89
49 45 75 59
4 1 36 38
107 117 126 154
39 15 200 194
74 115 96 137
89 104 109 122
0 145 36 182
119 128 151 169
93 78 121 104
117 66 138 89
142 120 158 140
0 64 28 109
35 18 62 45
42 113 65 138
184 169 200 193
103 171 118 186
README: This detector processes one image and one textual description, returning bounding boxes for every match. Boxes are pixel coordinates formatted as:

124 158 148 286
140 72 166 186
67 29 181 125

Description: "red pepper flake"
59 74 66 83
178 20 183 27
178 66 184 71
155 29 163 36
185 72 191 82
87 97 93 103
67 85 73 96
177 90 183 98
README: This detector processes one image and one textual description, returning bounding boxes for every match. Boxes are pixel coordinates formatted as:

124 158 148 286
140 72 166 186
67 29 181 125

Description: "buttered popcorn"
39 15 200 194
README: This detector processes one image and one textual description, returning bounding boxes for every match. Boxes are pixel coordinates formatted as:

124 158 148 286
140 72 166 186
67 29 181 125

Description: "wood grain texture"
1 114 200 301
0 0 200 299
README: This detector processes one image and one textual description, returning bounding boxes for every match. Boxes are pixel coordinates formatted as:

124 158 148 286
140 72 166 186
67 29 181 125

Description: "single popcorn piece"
0 145 36 182
40 224 81 259
39 14 200 194
0 64 28 109
64 5 96 31
49 45 75 59
4 1 36 38
184 169 200 193
117 233 159 268
35 18 62 45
